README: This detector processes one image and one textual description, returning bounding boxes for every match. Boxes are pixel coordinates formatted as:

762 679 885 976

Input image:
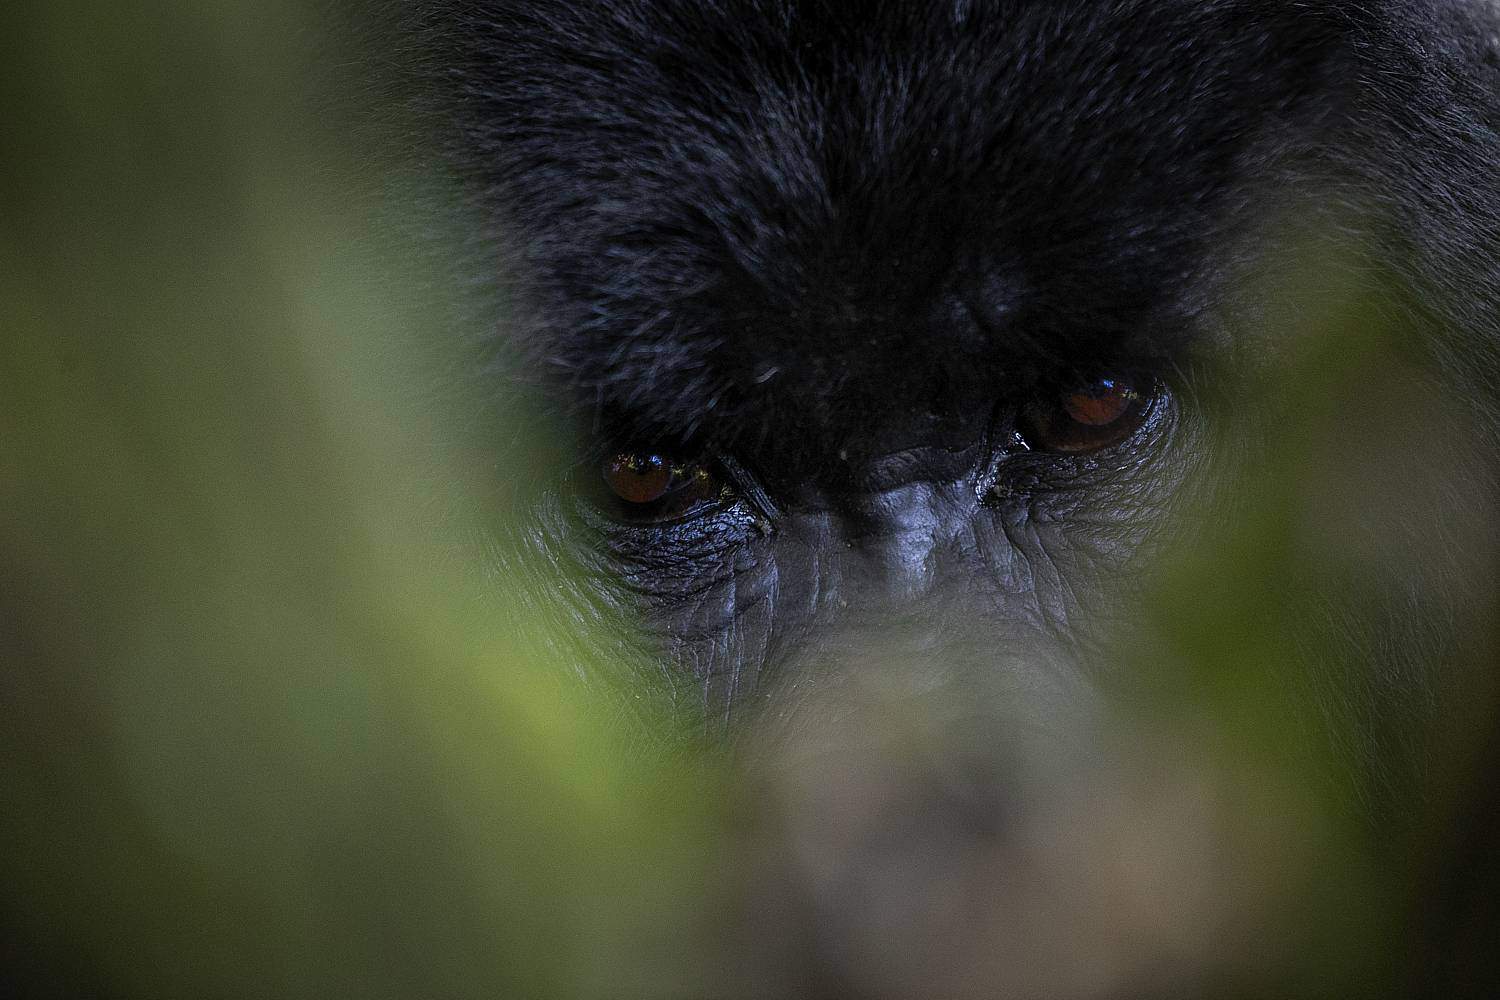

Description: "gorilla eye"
1018 376 1154 454
600 452 726 523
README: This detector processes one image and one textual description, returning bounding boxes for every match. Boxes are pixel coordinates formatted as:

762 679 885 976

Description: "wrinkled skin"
389 0 1500 994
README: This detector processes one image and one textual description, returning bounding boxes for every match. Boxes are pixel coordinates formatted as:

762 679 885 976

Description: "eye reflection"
599 452 726 523
1018 376 1154 454
604 453 674 504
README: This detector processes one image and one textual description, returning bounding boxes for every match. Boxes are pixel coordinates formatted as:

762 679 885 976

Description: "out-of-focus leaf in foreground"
0 4 726 997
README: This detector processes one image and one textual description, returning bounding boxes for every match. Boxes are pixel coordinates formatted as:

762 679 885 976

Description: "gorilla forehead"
453 0 1348 443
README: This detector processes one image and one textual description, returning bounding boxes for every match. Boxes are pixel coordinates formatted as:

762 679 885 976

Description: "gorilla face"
490 1 1262 702
436 0 1496 732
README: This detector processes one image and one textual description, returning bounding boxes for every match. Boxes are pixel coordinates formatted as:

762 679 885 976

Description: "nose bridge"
835 478 974 606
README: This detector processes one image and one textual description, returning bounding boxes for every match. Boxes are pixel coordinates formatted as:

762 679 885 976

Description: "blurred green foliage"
1 3 730 996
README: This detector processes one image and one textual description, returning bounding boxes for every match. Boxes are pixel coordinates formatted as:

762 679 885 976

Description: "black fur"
417 1 1500 458
450 3 1345 449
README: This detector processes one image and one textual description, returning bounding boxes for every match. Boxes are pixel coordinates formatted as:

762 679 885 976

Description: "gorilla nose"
831 477 980 605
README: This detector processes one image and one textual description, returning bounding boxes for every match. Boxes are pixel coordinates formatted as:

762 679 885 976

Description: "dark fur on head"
421 3 1389 469
388 0 1500 459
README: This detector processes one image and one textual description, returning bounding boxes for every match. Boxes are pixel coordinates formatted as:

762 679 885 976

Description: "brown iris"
1019 377 1153 454
601 452 724 522
604 453 674 503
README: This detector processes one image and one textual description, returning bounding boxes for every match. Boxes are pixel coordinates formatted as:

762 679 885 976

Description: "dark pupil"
605 454 674 504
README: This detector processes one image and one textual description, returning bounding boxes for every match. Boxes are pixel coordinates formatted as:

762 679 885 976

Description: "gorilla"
3 0 1498 997
401 0 1495 709
386 1 1500 993
223 0 1480 992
